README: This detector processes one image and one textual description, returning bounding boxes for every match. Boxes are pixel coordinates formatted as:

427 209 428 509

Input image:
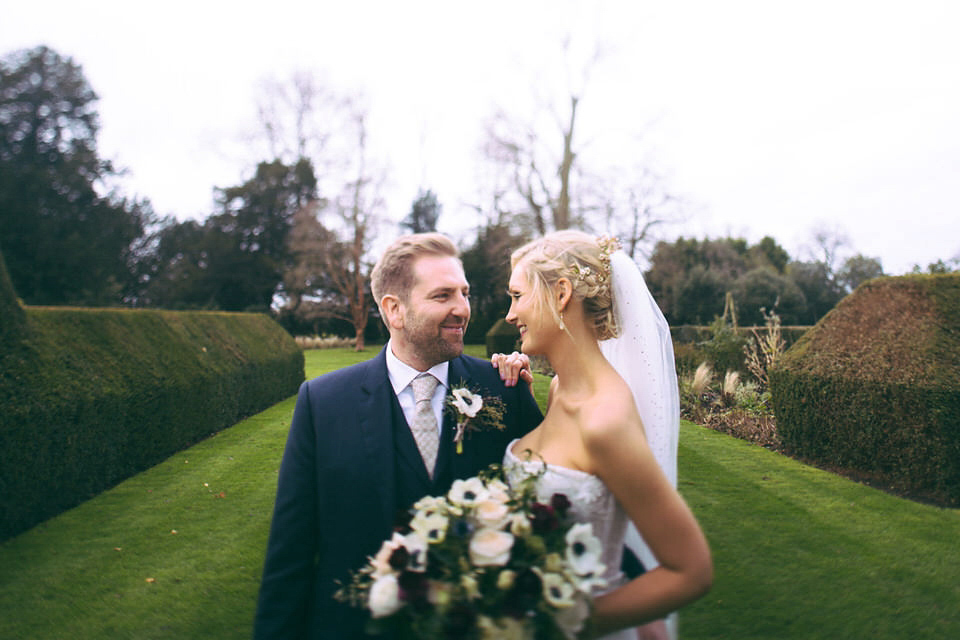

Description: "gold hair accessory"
570 235 620 289
596 235 621 278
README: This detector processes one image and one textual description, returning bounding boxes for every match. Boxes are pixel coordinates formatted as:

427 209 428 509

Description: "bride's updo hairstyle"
511 230 621 341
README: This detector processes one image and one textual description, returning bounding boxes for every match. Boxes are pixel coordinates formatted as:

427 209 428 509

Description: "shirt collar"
385 339 450 395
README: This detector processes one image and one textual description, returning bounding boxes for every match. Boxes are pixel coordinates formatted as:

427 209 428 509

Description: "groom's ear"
381 294 405 330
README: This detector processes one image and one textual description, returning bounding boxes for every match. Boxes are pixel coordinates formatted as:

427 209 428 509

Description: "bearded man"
254 233 542 639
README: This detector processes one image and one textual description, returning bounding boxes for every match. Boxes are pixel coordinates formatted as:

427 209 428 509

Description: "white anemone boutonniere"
446 382 506 454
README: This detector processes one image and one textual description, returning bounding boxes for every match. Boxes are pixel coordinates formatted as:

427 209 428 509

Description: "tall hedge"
769 274 960 506
0 305 304 540
0 247 25 341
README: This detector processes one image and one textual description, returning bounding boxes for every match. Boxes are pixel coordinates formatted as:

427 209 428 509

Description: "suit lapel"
357 349 403 530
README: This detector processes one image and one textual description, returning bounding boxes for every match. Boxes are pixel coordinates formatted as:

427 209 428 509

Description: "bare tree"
328 108 385 350
255 71 343 166
599 164 686 261
482 94 584 235
477 41 682 255
258 72 387 349
805 223 852 277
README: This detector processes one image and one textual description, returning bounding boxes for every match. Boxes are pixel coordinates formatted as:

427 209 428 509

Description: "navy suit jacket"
254 348 542 639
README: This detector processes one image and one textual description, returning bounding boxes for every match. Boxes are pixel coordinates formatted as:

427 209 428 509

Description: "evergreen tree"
0 46 150 305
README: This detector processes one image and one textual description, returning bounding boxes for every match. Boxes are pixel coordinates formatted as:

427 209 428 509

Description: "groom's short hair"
371 233 459 306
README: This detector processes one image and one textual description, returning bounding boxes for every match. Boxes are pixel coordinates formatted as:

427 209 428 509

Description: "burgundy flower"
529 502 559 534
397 571 430 610
550 493 571 517
388 546 410 571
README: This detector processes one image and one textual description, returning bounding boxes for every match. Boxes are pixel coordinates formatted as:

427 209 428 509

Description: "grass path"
1 346 958 638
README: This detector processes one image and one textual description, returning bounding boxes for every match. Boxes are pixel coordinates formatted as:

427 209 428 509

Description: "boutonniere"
446 383 506 454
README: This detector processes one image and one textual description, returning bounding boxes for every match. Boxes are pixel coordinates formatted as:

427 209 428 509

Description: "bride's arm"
580 398 712 637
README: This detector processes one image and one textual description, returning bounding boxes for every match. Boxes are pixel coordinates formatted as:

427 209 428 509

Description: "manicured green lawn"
1 346 958 638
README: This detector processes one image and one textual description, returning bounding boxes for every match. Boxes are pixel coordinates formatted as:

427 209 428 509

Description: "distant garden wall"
0 251 304 540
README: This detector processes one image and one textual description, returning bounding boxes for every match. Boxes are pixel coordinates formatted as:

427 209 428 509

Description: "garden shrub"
0 303 304 540
699 317 750 376
770 274 960 506
672 323 808 379
485 318 520 357
672 341 703 377
0 247 25 341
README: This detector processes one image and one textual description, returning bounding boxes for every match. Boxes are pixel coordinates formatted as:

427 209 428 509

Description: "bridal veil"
599 250 680 639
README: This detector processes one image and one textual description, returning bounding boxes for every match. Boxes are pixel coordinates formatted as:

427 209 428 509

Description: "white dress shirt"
385 340 448 436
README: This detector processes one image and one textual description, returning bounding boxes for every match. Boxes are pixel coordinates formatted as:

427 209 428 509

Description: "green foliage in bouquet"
336 465 606 640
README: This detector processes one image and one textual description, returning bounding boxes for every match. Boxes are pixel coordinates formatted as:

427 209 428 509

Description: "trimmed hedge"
0 305 304 540
770 274 960 506
0 246 25 341
485 318 520 357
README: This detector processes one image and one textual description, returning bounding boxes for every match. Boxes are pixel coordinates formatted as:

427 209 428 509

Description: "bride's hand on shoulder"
490 351 534 391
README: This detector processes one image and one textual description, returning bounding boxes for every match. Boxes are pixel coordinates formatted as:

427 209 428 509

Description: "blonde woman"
493 230 711 639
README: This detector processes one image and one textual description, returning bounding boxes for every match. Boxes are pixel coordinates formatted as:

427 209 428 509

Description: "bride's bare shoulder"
579 376 640 442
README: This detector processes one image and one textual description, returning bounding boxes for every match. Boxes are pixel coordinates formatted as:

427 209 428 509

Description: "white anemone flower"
540 571 577 608
412 495 449 516
565 523 604 577
402 531 428 572
448 477 489 506
451 387 483 418
370 532 408 577
410 510 449 544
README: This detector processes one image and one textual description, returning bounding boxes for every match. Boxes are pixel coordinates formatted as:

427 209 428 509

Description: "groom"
253 233 543 639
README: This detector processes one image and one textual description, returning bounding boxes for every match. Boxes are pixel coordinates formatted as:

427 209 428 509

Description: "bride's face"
505 263 552 355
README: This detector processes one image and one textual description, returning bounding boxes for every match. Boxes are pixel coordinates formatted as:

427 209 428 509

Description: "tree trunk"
554 95 578 230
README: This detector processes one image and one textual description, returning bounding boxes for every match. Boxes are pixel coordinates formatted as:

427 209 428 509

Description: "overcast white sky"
3 0 958 274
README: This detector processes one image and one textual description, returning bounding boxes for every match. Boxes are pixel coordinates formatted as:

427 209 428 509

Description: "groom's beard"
403 311 467 367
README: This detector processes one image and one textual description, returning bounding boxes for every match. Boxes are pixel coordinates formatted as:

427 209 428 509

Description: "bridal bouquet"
336 466 606 639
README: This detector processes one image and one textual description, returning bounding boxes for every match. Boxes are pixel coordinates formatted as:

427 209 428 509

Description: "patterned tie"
410 373 440 479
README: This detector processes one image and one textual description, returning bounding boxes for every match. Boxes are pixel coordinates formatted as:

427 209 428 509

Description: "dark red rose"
388 546 410 571
550 493 571 517
529 502 558 534
398 571 430 610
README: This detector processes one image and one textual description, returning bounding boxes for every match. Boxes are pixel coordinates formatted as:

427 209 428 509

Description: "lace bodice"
502 439 628 595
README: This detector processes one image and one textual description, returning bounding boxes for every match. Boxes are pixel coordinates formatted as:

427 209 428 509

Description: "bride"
492 231 712 639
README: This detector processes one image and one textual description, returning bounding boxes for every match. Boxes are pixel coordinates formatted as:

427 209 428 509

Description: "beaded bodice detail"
503 439 628 593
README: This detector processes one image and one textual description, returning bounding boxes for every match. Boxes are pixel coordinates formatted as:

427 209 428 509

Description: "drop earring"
558 312 565 331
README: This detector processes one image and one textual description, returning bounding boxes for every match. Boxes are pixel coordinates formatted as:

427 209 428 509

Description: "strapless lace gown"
503 439 635 640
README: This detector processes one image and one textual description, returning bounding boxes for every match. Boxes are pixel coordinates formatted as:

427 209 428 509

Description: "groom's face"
395 254 471 370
